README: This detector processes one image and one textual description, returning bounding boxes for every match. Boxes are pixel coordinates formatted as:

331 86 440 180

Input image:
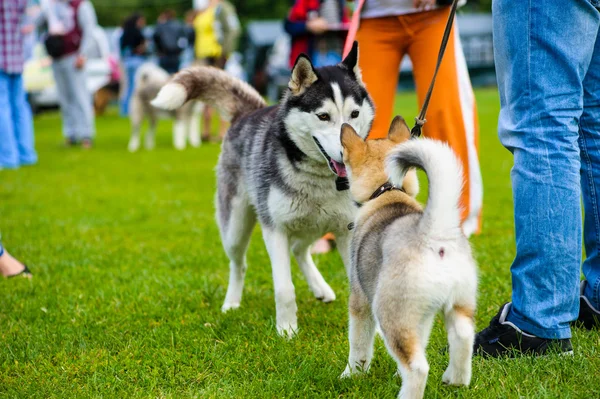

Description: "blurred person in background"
0 0 38 169
119 12 146 117
284 0 349 68
37 0 99 148
0 240 32 279
343 0 483 236
193 0 240 142
153 9 188 74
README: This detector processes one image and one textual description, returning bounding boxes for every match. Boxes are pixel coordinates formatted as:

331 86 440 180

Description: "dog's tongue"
331 160 347 177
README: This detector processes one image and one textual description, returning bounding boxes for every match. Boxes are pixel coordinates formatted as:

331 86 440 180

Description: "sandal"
7 264 32 279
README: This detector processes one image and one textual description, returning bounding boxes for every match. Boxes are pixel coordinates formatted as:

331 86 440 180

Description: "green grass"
1 89 600 398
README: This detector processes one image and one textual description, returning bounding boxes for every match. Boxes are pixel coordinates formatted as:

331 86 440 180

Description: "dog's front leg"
335 233 352 279
262 227 297 338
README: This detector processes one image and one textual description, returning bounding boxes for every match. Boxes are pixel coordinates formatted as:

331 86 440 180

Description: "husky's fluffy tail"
151 66 267 122
386 138 464 235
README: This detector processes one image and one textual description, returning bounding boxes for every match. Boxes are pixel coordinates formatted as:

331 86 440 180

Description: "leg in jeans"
581 28 600 311
70 61 95 139
10 74 37 165
494 0 600 339
52 56 78 140
0 72 19 168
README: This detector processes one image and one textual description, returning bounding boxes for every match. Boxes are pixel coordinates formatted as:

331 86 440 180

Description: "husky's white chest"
267 182 356 236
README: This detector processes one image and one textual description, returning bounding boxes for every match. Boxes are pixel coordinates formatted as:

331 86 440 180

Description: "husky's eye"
317 113 330 121
351 110 360 119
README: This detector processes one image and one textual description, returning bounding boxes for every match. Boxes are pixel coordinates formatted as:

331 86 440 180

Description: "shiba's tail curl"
386 138 464 235
151 66 267 122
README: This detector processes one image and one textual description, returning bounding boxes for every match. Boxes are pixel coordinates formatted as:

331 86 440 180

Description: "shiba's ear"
341 123 365 153
341 41 363 84
388 115 411 143
289 54 318 95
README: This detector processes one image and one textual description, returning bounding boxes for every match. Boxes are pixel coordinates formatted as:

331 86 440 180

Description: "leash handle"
411 0 460 138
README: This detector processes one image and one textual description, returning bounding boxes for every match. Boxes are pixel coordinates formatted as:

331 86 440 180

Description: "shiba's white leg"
173 119 186 150
219 194 256 312
341 289 376 378
144 109 157 150
188 102 203 147
262 227 297 337
291 239 335 302
128 96 143 152
442 305 475 386
380 315 429 399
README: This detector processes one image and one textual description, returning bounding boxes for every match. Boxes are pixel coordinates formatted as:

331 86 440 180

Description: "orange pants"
355 8 483 234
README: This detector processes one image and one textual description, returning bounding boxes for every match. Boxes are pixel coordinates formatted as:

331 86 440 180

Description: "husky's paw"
340 366 354 379
128 137 140 152
442 366 471 386
173 141 186 151
276 322 298 339
313 282 336 303
144 139 155 150
221 302 240 313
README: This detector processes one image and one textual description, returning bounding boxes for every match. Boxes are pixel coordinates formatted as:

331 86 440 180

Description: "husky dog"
152 43 413 337
128 63 204 152
339 118 478 399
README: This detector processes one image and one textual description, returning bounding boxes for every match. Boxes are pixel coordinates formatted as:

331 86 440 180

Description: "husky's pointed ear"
341 41 363 83
289 54 318 95
341 123 365 153
388 115 411 143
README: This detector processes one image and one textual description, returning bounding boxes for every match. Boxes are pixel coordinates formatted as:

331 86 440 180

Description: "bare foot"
0 250 31 278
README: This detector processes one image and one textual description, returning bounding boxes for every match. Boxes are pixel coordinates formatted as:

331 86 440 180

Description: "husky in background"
339 118 478 399
153 43 418 336
128 63 204 152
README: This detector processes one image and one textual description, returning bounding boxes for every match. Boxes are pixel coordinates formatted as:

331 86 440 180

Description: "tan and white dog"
128 63 204 152
339 117 478 399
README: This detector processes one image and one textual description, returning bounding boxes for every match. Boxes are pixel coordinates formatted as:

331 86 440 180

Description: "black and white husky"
153 43 382 336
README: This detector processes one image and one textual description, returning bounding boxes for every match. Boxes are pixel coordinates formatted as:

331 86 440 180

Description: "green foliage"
2 89 598 398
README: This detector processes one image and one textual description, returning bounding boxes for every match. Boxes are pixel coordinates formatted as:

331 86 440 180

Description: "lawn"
1 89 599 398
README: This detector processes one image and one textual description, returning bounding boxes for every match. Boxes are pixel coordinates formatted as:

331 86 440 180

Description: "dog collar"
336 176 350 191
353 181 405 209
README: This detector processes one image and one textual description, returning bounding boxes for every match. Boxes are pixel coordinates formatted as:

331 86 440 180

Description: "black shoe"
474 303 573 358
65 137 78 147
576 281 600 330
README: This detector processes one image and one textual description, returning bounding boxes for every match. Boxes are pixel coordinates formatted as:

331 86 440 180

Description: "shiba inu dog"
128 63 203 152
339 118 478 399
152 43 417 337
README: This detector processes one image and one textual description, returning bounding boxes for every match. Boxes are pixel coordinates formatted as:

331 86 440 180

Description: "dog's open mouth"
313 138 347 177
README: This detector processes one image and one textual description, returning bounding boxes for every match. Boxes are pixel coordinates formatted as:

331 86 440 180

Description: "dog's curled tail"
151 66 267 122
386 138 464 235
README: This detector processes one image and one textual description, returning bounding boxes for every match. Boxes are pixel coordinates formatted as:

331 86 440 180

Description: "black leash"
410 0 460 138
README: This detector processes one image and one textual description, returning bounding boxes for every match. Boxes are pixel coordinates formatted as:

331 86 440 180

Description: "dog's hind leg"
379 309 430 399
188 102 203 148
341 288 376 378
442 304 474 386
262 227 297 337
173 118 186 150
144 106 157 150
219 193 256 313
291 239 335 302
128 96 143 152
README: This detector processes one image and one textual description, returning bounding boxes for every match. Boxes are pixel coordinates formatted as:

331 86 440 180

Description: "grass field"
1 89 600 398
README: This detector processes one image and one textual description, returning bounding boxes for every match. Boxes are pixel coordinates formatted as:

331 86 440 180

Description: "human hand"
74 55 86 69
307 17 329 35
413 0 436 11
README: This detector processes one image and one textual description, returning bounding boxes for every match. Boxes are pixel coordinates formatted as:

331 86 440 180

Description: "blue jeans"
120 55 145 116
494 0 600 339
0 71 37 168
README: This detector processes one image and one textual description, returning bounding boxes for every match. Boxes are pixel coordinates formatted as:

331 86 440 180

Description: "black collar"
353 182 405 208
349 182 406 230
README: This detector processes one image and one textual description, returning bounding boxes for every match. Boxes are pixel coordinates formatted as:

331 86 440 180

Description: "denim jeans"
494 0 600 339
0 71 37 168
120 55 145 116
